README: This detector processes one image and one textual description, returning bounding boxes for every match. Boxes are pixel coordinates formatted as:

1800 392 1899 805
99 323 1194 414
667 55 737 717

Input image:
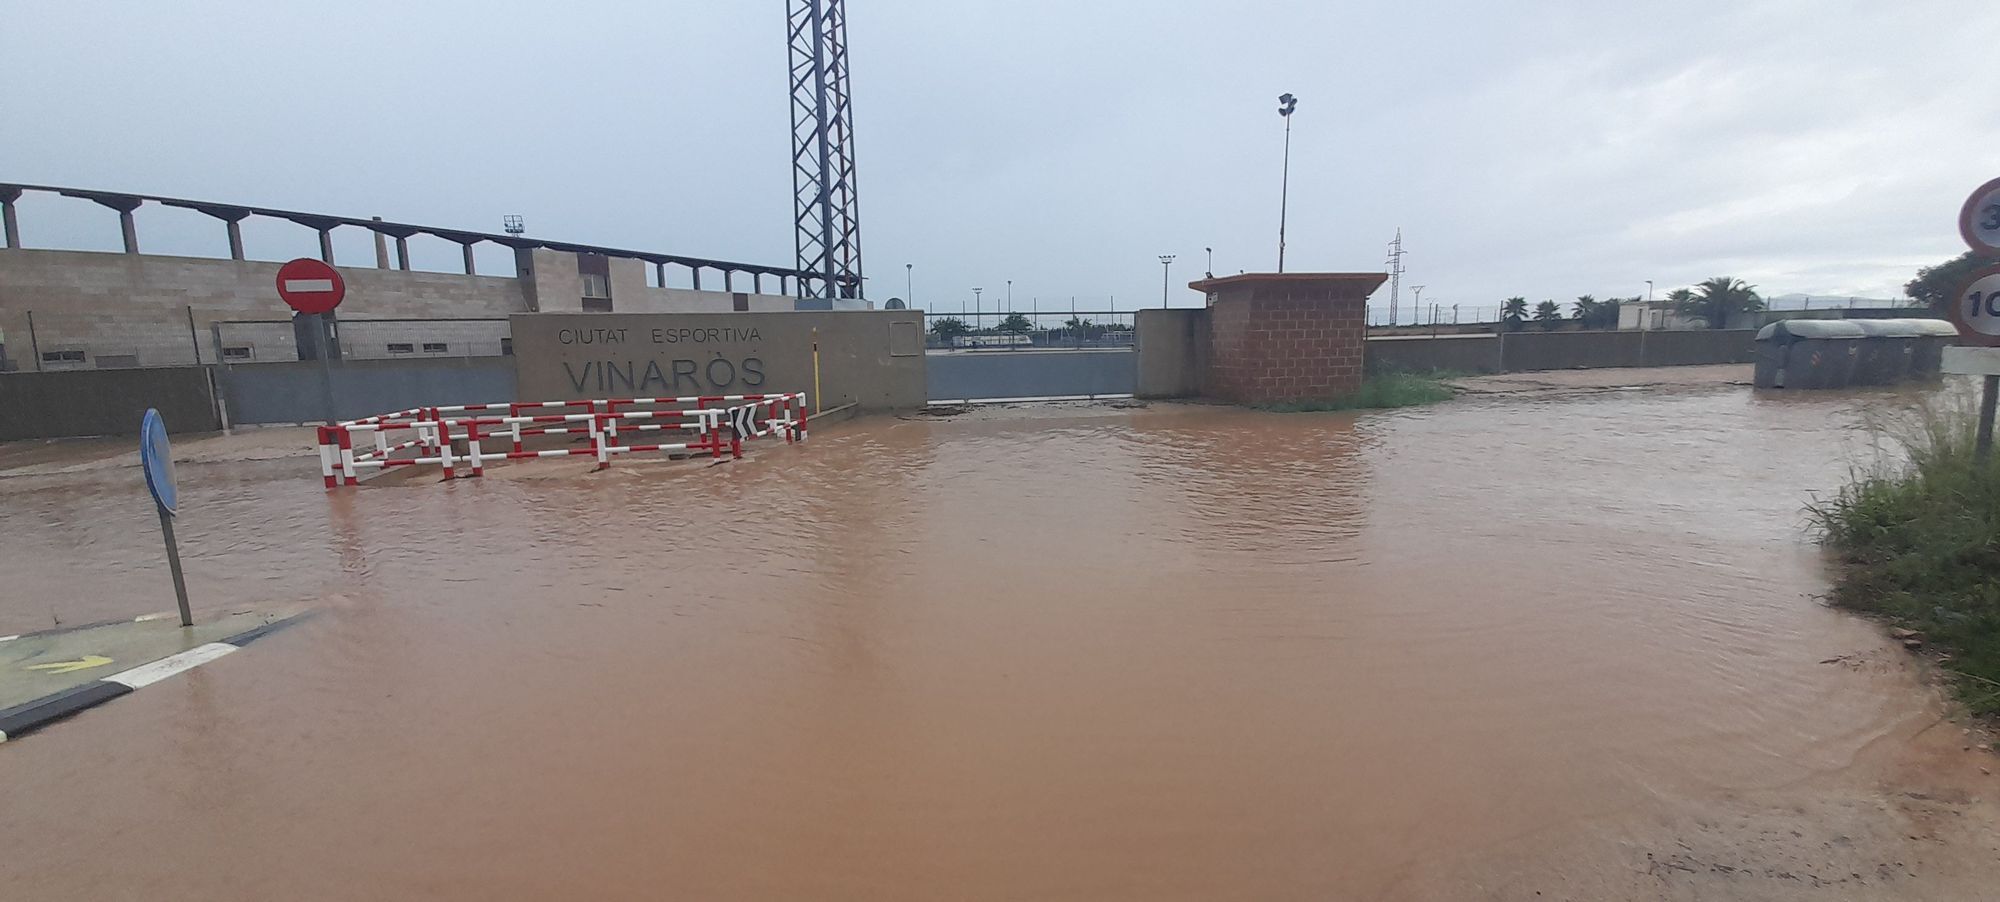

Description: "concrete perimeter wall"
510 311 927 410
927 350 1135 402
1365 334 1503 374
1136 315 1760 398
1497 329 1757 371
217 358 518 425
1365 330 1754 375
0 366 219 440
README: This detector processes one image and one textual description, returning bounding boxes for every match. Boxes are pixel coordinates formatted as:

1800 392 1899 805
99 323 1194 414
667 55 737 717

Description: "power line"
1385 228 1406 326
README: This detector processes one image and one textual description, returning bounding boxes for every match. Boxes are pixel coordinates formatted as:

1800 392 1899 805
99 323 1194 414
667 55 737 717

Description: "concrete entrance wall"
1135 308 1209 398
926 350 1135 402
510 311 927 410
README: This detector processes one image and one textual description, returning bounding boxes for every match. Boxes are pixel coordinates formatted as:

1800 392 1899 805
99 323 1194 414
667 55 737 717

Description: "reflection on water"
0 388 1931 899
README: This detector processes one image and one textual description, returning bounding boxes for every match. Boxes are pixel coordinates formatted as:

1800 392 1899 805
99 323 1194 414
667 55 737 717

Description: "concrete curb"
0 611 311 744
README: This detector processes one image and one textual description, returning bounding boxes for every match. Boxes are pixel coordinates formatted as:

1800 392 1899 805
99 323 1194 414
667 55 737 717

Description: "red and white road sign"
1962 177 2000 256
1949 264 2000 348
275 258 346 315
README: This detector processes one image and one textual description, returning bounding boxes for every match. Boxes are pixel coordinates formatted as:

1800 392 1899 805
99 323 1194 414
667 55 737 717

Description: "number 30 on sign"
1952 267 2000 345
1965 177 2000 255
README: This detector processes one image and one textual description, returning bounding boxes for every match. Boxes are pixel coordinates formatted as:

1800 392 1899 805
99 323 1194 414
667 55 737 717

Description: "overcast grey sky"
3 0 1994 315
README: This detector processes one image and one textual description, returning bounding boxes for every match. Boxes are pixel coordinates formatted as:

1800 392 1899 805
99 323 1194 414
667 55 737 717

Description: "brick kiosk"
1191 272 1386 404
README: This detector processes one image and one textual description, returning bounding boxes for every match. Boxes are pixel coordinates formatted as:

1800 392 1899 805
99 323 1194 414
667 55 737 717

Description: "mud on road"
3 374 1997 899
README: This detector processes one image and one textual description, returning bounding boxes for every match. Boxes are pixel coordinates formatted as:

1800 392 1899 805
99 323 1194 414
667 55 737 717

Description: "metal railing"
0 181 807 292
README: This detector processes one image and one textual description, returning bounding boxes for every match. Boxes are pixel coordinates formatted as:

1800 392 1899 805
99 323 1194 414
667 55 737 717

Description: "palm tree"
929 317 971 341
1675 277 1763 329
1533 300 1563 330
1571 295 1600 325
1598 296 1629 329
1501 297 1528 331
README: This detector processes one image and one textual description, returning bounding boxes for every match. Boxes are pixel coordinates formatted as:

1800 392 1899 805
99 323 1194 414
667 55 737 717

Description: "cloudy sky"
3 0 1994 319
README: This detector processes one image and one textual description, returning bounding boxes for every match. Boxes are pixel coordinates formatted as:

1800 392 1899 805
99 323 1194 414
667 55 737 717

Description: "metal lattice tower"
788 0 864 301
1385 228 1405 325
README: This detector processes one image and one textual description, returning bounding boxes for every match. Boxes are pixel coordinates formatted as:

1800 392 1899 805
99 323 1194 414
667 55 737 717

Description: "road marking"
105 643 236 690
282 278 335 293
24 655 113 675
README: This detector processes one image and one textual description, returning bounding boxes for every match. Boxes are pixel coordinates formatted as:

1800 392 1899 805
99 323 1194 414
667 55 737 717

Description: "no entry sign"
275 258 346 315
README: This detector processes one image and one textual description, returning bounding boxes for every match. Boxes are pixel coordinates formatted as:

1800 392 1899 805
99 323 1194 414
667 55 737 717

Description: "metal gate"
925 349 1135 403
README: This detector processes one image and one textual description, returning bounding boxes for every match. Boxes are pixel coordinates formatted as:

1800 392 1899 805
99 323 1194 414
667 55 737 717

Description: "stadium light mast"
1277 92 1297 273
788 0 864 301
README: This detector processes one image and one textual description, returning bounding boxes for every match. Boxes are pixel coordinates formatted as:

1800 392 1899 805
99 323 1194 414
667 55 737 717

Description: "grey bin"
1903 318 1960 379
1849 319 1926 385
1754 320 1865 389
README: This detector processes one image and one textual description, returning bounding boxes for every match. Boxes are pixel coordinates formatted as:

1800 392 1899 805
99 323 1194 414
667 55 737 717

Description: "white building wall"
0 248 805 371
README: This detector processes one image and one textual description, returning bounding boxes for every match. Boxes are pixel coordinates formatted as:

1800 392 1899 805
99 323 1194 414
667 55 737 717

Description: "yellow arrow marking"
25 655 113 675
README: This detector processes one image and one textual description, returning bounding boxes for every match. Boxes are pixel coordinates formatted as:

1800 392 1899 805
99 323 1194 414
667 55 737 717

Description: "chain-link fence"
920 309 1136 350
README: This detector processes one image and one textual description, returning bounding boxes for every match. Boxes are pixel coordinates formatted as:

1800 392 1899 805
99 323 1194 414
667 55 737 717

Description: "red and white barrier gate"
316 392 808 488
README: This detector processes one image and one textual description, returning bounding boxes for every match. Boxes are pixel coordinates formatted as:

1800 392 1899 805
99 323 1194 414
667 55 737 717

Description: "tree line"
1496 277 1764 331
929 313 1131 341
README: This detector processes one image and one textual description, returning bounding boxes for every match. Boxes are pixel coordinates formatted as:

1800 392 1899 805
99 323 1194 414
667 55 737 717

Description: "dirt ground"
0 425 318 476
1451 363 1755 396
1393 655 2000 900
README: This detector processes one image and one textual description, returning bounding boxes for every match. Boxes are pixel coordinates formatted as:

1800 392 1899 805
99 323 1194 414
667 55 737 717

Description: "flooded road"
3 379 1996 899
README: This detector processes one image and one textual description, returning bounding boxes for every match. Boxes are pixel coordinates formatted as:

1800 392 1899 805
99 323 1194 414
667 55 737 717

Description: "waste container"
1905 318 1959 379
1754 320 1865 389
1849 319 1926 385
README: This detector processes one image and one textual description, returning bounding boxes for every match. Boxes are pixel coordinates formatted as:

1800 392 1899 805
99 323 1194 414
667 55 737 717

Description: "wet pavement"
2 377 1996 899
0 603 306 713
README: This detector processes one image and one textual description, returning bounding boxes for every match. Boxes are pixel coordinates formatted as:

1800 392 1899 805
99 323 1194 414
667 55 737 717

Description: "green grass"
1808 392 2000 714
1260 371 1459 413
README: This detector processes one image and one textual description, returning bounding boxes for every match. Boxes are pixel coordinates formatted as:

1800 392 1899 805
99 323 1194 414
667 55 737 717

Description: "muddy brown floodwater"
4 377 2000 900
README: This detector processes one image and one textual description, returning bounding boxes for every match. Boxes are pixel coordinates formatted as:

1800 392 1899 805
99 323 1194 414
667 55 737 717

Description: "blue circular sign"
140 408 177 515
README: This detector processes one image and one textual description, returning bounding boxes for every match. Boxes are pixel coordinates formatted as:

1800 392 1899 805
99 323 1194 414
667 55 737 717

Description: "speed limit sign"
1964 177 2000 255
1950 265 2000 347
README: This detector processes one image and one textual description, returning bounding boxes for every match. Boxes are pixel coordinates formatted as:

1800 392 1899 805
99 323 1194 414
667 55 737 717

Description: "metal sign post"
315 313 338 423
1948 266 2000 460
276 258 347 424
139 408 193 627
1948 178 2000 461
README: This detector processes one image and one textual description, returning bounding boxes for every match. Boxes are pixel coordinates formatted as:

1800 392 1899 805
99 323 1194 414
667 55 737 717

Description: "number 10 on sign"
1949 264 2000 344
1959 270 2000 340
